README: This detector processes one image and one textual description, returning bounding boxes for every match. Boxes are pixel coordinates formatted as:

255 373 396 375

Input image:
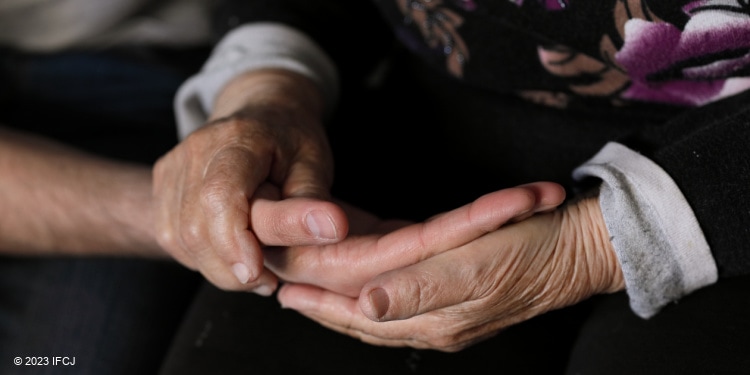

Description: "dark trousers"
0 258 199 375
159 277 750 375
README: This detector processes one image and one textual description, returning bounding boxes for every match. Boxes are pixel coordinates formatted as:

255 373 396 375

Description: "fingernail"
252 283 275 297
306 210 337 240
368 288 390 321
232 263 251 284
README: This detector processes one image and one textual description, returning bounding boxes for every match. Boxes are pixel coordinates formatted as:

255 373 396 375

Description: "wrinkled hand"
275 192 625 352
153 69 342 293
265 182 565 297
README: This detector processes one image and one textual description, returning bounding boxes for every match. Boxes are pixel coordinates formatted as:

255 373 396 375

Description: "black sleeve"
621 91 750 278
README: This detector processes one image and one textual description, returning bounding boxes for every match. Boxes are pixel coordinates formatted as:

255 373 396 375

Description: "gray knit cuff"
174 22 339 138
573 142 717 318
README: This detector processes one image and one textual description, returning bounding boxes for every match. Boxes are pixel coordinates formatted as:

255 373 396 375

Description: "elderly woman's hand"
275 194 625 352
264 182 566 298
153 69 343 294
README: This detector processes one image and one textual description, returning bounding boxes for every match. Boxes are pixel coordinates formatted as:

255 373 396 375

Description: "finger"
252 182 282 201
425 181 565 223
360 244 488 322
194 249 279 295
278 283 498 352
335 199 383 235
249 186 349 246
277 283 423 348
521 181 566 212
510 181 566 222
280 144 333 200
334 199 410 235
201 146 271 284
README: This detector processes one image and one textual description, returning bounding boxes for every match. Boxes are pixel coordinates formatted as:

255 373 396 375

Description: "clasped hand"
268 183 625 352
152 69 347 294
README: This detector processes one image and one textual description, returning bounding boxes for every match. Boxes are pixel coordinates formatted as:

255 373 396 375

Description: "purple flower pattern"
538 0 750 106
397 0 750 107
612 0 750 105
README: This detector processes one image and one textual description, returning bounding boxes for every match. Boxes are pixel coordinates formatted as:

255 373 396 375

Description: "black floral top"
373 0 750 108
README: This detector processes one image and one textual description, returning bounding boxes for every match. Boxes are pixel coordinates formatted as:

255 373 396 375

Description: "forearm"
0 127 165 257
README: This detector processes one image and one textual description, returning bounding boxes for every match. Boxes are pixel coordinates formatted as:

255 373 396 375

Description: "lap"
159 282 590 375
161 274 750 374
567 274 750 375
0 257 200 375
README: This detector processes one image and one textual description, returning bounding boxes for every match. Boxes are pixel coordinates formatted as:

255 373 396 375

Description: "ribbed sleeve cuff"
573 142 717 318
174 22 339 138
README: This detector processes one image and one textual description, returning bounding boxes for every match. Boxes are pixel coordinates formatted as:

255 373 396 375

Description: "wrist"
210 68 325 123
112 165 168 258
562 195 626 296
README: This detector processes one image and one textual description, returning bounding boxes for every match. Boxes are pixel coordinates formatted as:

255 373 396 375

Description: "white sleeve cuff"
573 142 717 318
173 22 339 139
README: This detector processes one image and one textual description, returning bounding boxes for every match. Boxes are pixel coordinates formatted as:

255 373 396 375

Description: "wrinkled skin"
272 185 625 352
153 69 345 294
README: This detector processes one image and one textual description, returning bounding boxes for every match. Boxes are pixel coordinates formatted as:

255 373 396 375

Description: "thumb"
281 154 333 200
359 248 482 322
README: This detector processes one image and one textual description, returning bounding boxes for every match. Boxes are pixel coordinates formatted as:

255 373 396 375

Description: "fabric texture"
0 257 200 375
574 142 717 318
174 23 338 139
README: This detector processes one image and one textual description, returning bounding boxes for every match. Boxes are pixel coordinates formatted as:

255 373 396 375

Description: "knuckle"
409 271 437 313
155 228 198 270
181 131 210 155
180 219 205 248
199 182 237 213
155 226 178 250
